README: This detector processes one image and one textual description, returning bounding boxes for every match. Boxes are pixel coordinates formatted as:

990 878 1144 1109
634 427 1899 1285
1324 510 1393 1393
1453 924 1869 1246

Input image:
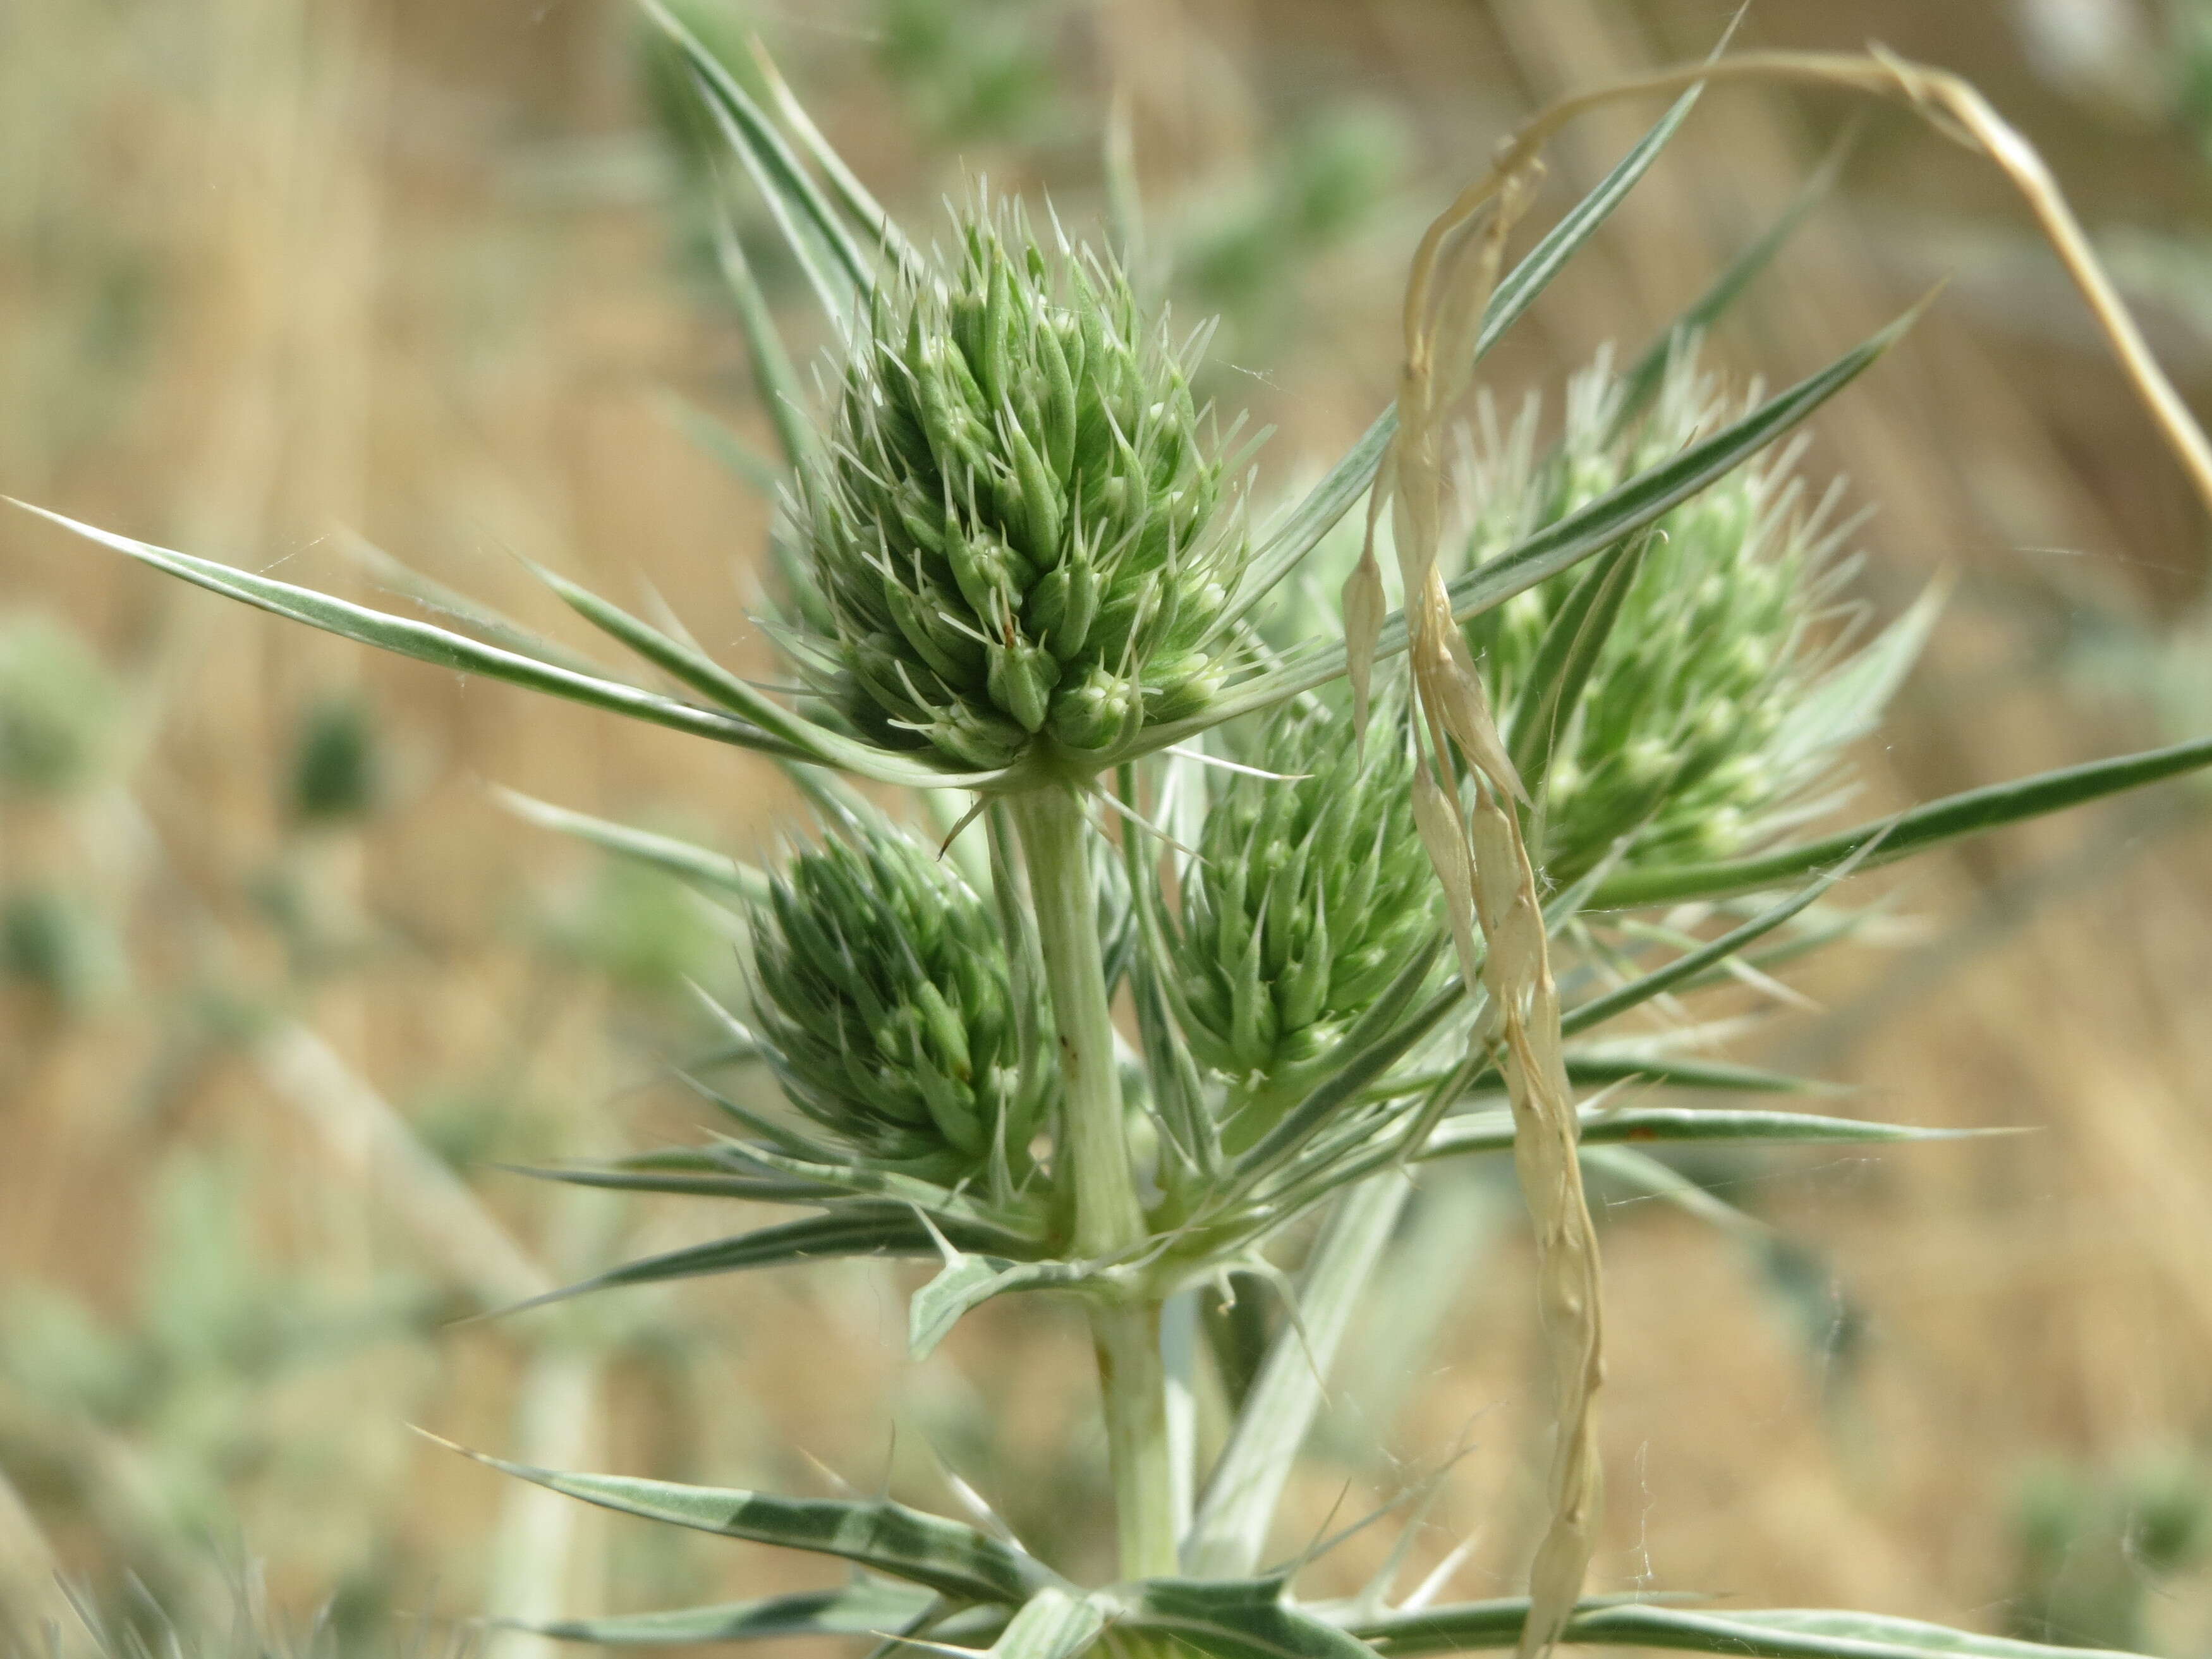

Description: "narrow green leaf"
716 1139 1046 1242
510 1581 939 1645
1120 1579 1375 1659
1438 305 1919 643
1562 859 1863 1040
1222 86 1705 629
1367 1046 1834 1104
744 35 924 278
495 787 769 901
675 1060 856 1165
499 1159 841 1206
1506 529 1651 793
1591 729 2212 911
707 210 822 487
1611 121 1856 430
439 1442 1057 1604
13 504 817 760
1137 305 1919 757
1417 1103 1986 1164
1581 1143 1766 1237
1119 764 1222 1187
1351 1596 2144 1659
495 1208 942 1316
641 0 875 298
988 1589 1110 1659
659 388 784 495
1480 85 1706 356
1561 1052 1837 1095
337 530 627 680
520 558 994 789
1185 1174 1414 1577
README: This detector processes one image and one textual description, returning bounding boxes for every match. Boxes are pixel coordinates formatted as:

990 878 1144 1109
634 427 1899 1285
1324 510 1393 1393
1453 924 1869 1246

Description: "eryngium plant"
751 816 1052 1187
796 204 1247 769
27 18 2212 1659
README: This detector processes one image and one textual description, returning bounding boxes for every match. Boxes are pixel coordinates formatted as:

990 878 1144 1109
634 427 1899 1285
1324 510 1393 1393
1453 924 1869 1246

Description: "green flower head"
1461 347 1916 881
748 822 1052 1181
1173 698 1437 1084
789 199 1249 774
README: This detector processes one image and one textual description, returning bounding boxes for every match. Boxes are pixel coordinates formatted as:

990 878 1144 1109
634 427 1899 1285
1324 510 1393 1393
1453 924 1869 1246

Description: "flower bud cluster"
750 825 1051 1180
1460 349 1863 879
1173 700 1437 1083
792 204 1248 772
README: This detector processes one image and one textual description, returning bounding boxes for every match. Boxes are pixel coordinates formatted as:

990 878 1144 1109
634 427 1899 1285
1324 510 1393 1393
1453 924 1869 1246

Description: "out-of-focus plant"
0 885 125 1012
286 695 382 829
1178 106 1412 341
2015 0 2212 154
0 1157 441 1634
2008 1447 2212 1654
26 19 2212 1659
0 612 133 1018
870 0 1064 145
0 613 127 803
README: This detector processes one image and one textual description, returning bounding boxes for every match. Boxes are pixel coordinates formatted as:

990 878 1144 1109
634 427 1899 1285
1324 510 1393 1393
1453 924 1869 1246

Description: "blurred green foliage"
0 1157 440 1629
286 696 382 829
1177 106 1409 335
0 613 126 802
2009 1447 2212 1652
0 885 125 1011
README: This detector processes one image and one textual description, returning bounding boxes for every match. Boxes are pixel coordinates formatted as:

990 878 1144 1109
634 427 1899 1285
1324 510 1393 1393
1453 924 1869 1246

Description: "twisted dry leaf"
1361 88 1601 1659
1468 783 1603 1659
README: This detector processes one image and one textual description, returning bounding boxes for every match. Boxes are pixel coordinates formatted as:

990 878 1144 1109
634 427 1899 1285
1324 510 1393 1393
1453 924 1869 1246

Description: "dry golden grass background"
6 0 2212 1651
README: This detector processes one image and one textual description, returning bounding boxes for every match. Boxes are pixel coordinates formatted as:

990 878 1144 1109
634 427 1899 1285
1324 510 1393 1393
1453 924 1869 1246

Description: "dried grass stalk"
1349 45 2212 1656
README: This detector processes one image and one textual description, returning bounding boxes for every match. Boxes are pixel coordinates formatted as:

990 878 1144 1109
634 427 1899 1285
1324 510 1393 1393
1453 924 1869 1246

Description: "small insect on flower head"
748 819 1053 1184
788 197 1251 775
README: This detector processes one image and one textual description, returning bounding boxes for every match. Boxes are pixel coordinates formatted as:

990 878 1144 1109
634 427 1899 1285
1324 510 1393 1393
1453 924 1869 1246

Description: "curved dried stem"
1401 49 2212 516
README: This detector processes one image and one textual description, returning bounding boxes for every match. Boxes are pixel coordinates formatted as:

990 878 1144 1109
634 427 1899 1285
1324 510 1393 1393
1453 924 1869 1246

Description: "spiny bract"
748 823 1051 1182
1459 347 1884 881
1172 700 1437 1098
789 201 1249 773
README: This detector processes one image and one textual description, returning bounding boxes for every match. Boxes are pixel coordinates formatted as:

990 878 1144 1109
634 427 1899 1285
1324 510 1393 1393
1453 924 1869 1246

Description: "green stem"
1010 784 1145 1257
1009 783 1175 1579
1092 1299 1179 1580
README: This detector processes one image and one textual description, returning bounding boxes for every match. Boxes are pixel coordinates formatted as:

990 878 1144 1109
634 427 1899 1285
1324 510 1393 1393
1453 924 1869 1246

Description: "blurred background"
6 0 2212 1651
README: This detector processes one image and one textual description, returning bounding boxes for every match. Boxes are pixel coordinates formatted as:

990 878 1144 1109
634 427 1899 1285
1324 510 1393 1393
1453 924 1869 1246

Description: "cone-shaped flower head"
1460 348 1913 881
1173 699 1437 1081
790 200 1249 773
750 822 1052 1182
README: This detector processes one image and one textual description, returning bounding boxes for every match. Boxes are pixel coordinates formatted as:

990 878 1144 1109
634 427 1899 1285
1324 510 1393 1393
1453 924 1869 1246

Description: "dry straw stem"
1468 782 1600 1659
1408 47 2212 516
1355 44 2212 1659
